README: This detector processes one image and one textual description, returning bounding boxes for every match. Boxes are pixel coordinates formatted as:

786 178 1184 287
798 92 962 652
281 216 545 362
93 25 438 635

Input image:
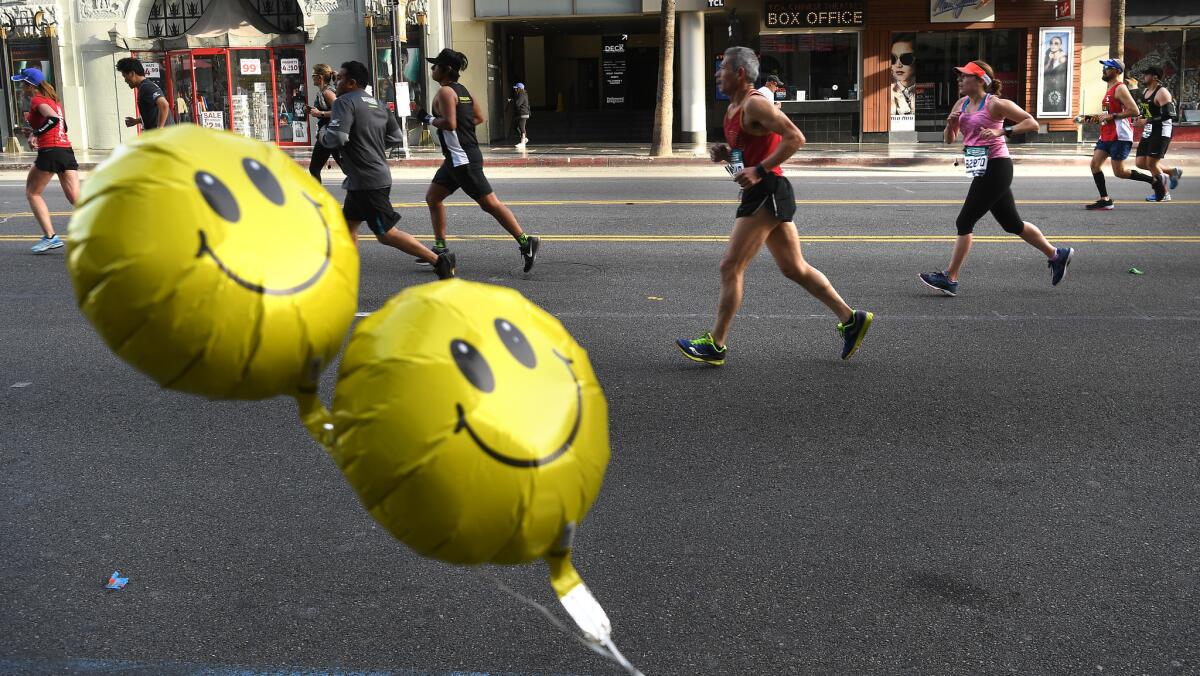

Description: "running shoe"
1048 247 1073 286
519 235 539 272
837 310 873 361
1145 193 1172 202
1085 198 1114 211
415 242 448 265
31 235 63 254
433 251 457 280
1169 168 1182 191
919 271 959 296
676 332 726 366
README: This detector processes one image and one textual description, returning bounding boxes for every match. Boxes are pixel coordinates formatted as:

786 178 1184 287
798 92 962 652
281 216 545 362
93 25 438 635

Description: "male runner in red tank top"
676 47 872 365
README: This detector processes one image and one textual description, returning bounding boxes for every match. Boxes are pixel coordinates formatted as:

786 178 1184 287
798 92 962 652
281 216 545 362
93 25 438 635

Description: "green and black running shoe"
838 310 873 360
676 332 726 366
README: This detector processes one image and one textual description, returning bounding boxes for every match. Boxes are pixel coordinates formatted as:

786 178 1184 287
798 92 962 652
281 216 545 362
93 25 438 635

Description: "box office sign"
765 2 866 29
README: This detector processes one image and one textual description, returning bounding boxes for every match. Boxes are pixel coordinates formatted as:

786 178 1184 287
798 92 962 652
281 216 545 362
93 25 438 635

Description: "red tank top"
28 95 71 149
723 90 783 176
1099 83 1133 143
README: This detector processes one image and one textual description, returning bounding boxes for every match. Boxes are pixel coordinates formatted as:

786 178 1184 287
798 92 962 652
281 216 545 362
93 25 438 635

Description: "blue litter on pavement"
105 571 128 590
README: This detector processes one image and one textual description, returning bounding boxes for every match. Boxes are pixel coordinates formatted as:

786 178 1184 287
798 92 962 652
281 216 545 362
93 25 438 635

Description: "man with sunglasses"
1084 59 1163 209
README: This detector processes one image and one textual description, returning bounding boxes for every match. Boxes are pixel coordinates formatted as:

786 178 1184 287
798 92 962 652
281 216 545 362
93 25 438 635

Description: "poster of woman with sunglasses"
890 33 916 131
1037 28 1073 118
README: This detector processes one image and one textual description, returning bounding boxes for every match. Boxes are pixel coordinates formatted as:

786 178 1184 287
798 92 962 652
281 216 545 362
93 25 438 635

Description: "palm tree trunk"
1110 0 1125 61
651 0 676 157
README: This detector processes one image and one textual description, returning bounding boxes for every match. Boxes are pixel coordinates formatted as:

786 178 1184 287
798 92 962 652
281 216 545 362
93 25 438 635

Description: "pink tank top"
959 94 1010 159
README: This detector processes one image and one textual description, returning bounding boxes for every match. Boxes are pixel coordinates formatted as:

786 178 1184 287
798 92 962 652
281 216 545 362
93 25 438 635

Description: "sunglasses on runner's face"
891 53 915 66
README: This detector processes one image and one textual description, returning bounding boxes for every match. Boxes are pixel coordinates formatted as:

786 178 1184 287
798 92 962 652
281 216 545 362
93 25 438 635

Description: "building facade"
1 0 1194 150
0 0 453 151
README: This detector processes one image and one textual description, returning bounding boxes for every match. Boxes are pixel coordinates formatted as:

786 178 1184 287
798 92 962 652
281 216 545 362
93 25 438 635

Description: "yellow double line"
6 197 1199 219
9 234 1197 243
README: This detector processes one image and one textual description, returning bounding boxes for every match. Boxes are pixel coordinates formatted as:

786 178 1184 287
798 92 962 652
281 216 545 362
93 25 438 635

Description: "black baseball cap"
1143 65 1164 78
427 48 465 72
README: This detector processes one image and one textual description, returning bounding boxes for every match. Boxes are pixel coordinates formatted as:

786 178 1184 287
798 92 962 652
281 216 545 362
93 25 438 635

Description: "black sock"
1128 170 1154 184
1093 172 1108 197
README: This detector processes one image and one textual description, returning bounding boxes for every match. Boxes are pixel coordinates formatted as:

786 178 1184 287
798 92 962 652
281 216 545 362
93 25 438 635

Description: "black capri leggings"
309 124 342 180
956 157 1025 237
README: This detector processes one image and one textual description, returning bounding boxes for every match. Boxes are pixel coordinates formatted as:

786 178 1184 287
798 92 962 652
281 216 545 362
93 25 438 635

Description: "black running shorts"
343 188 400 237
34 147 78 174
432 160 494 200
735 173 796 222
1135 135 1171 158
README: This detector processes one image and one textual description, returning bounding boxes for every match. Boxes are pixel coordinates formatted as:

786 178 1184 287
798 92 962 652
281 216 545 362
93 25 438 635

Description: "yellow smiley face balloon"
324 279 610 565
67 126 359 399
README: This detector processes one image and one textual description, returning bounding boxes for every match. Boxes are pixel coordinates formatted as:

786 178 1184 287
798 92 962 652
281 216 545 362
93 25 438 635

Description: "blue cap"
10 67 45 86
513 82 525 89
1099 58 1124 72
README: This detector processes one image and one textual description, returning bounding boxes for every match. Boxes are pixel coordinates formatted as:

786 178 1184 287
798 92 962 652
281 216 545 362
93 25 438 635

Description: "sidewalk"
4 140 1198 172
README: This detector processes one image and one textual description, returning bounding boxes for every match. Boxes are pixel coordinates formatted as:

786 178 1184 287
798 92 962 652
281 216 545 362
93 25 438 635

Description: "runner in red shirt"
676 46 872 365
12 67 78 254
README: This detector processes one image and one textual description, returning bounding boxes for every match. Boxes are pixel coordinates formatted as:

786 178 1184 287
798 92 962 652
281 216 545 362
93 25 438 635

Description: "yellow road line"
391 198 1200 207
7 234 1198 243
6 197 1198 218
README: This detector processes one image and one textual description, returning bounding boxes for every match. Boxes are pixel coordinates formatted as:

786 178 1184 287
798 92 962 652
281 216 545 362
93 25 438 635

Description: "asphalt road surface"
1 170 1198 675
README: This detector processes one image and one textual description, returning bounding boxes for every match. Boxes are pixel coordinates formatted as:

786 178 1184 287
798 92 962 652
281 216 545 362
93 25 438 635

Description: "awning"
1127 0 1200 27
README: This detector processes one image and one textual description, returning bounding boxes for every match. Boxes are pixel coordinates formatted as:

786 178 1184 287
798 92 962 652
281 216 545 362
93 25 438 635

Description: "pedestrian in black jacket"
513 83 530 148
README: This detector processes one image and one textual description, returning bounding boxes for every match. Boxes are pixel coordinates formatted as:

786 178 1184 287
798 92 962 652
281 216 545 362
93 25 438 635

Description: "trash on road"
105 571 128 590
646 296 663 301
1128 267 1145 275
9 382 32 388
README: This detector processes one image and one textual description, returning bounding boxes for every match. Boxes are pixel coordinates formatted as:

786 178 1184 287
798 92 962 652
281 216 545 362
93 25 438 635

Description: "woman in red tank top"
11 67 78 254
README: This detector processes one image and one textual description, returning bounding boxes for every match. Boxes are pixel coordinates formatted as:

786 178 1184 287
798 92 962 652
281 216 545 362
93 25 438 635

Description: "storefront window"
1125 29 1182 94
229 49 274 142
274 47 308 143
160 46 310 145
912 30 1023 133
193 52 230 131
11 39 54 131
760 34 859 102
1183 30 1200 119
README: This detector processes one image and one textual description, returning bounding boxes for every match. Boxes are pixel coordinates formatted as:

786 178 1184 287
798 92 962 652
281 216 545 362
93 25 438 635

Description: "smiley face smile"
196 192 331 296
455 349 582 468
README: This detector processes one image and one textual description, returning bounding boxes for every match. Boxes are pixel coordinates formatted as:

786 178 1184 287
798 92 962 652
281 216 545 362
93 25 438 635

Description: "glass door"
192 50 231 131
230 48 276 142
273 46 308 145
168 51 196 124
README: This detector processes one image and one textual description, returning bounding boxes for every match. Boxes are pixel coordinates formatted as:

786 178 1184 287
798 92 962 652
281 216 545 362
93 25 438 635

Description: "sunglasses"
891 53 915 66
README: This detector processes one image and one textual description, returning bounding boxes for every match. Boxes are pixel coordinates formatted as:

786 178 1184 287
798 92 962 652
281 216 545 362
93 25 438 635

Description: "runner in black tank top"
419 49 540 272
1134 66 1183 202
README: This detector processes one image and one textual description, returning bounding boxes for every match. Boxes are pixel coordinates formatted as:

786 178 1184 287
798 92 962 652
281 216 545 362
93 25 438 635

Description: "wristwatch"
755 164 770 179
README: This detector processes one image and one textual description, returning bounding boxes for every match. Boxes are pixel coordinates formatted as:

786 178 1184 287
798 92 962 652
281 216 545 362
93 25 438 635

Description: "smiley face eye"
494 319 536 369
194 171 240 222
243 158 284 205
451 339 494 393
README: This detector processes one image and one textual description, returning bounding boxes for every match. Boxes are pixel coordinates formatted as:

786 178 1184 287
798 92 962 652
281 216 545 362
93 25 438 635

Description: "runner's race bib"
963 146 988 178
726 149 745 177
1142 123 1152 139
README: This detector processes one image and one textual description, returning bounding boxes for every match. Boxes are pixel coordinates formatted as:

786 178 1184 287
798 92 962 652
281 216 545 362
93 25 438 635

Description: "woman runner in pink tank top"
918 60 1074 297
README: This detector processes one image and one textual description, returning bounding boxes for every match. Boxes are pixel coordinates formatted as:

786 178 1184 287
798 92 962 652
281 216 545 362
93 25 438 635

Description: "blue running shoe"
676 332 726 365
919 271 959 296
1169 168 1182 191
837 310 873 360
31 235 63 254
1048 247 1073 286
1145 193 1171 202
